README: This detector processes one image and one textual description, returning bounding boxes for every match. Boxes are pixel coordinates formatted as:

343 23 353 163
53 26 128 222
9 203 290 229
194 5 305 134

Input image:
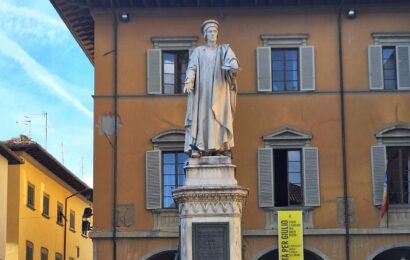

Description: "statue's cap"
201 19 219 34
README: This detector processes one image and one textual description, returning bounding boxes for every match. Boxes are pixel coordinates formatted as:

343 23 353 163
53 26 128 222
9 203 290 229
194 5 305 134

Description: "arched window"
146 250 178 260
257 249 325 260
371 124 410 226
372 246 410 260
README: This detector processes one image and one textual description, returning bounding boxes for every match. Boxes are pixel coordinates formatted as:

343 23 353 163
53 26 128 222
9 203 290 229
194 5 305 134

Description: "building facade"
3 137 93 260
51 0 410 259
0 143 22 260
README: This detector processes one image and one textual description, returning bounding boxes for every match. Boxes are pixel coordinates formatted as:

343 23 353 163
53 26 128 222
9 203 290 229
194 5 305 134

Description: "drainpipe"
109 1 119 260
63 188 89 260
337 1 350 260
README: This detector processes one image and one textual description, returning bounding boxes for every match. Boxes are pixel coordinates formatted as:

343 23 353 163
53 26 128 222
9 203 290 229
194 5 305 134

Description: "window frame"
258 128 320 209
147 36 198 95
271 48 300 92
41 247 48 260
146 129 186 231
56 202 63 225
369 32 410 91
69 209 75 232
162 151 188 208
27 182 35 210
273 148 304 207
257 34 315 93
55 253 63 260
26 240 34 260
386 146 410 205
162 50 189 95
382 46 397 90
42 192 50 218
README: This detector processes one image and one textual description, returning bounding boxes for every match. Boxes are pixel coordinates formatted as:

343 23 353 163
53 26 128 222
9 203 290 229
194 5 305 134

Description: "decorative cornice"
261 34 309 47
151 36 198 50
173 186 249 217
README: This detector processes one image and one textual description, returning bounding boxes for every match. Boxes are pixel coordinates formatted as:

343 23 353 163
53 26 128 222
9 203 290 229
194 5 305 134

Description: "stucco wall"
0 156 7 260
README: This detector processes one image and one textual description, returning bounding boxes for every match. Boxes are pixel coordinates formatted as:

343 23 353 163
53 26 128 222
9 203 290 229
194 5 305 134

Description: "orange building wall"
91 5 410 259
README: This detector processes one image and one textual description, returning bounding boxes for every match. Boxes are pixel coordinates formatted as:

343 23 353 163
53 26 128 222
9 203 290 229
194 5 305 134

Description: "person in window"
183 19 240 158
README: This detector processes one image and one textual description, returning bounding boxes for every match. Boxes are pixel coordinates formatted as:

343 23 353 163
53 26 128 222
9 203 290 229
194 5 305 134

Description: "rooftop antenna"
16 116 32 137
61 142 64 165
29 112 49 149
42 112 48 149
79 156 84 180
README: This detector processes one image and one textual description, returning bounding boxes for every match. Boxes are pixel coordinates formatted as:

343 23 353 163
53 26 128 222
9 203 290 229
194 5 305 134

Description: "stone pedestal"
172 156 248 260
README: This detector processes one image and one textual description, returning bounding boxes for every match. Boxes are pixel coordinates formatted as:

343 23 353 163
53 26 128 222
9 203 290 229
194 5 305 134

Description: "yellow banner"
278 210 304 260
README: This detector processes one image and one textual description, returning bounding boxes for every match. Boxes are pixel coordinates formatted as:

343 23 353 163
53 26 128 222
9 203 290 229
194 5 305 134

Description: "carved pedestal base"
173 156 248 260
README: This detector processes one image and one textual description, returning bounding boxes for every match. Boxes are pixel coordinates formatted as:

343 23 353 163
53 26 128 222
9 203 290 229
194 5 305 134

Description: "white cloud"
0 2 69 44
0 33 93 119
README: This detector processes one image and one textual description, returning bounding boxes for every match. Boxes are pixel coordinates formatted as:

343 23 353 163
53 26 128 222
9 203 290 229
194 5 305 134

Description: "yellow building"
50 0 410 259
0 143 22 260
4 137 93 260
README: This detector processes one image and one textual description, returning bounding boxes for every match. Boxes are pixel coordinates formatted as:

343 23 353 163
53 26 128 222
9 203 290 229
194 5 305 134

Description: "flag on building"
380 173 389 218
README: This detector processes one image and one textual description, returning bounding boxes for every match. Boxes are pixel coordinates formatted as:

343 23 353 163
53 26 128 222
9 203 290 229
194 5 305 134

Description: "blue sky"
0 1 94 187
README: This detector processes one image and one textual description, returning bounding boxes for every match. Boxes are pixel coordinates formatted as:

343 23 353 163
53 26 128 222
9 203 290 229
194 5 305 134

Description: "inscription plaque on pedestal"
192 223 229 260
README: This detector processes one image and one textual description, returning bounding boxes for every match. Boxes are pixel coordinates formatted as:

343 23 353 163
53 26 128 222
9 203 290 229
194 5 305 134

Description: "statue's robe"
184 44 239 152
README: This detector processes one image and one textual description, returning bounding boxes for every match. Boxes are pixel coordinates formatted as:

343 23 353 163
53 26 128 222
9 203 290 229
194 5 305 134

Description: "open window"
147 36 197 94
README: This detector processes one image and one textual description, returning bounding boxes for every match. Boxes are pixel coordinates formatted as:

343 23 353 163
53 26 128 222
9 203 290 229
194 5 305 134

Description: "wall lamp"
119 12 130 23
347 9 357 19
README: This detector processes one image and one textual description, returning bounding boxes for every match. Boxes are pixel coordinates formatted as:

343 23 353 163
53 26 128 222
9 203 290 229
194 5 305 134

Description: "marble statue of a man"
184 19 239 158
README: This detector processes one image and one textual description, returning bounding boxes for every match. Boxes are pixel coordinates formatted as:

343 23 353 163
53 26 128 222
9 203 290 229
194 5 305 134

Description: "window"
26 241 34 260
57 202 63 225
147 36 198 95
163 51 189 94
272 49 299 92
70 210 75 231
41 247 48 260
27 182 35 209
382 47 397 90
273 149 303 206
55 253 63 260
42 193 50 217
163 151 188 208
257 34 315 92
368 33 410 90
76 246 80 258
371 125 410 227
146 129 186 209
146 129 186 231
257 128 320 208
386 147 410 204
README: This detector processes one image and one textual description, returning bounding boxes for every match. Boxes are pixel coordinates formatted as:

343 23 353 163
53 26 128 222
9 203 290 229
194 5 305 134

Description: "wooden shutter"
371 145 386 205
300 46 315 91
256 47 272 92
368 45 384 90
257 148 274 207
303 147 320 206
146 150 162 209
147 49 162 94
397 46 410 90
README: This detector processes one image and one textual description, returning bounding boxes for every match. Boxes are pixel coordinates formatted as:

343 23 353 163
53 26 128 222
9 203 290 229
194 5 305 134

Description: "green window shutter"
256 47 272 92
300 46 315 91
257 148 274 207
371 145 386 206
146 150 162 209
397 46 410 90
368 45 384 90
147 49 162 94
303 147 320 206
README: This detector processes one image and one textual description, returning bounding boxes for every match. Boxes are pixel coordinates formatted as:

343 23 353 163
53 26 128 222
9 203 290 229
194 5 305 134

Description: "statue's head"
201 19 219 43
